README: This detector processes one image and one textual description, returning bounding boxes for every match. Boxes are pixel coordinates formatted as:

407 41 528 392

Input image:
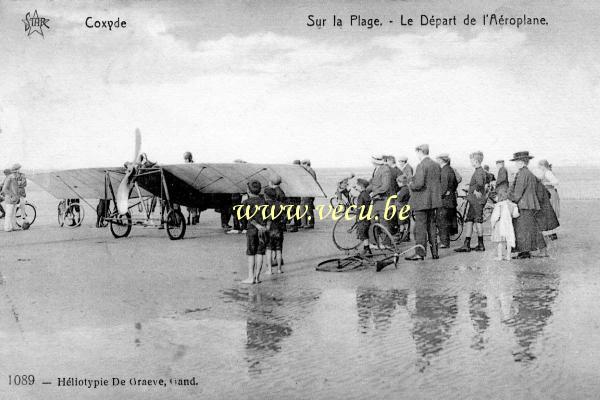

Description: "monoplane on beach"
29 129 326 240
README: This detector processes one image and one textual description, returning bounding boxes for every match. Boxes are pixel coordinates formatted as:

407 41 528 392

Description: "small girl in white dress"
490 186 520 260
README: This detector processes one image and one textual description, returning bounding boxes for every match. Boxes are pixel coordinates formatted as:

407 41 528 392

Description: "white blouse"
541 169 558 186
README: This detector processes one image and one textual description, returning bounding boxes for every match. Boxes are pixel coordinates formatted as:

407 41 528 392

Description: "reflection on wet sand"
356 287 407 333
503 270 560 363
221 286 320 375
410 291 458 372
469 292 489 351
355 287 459 372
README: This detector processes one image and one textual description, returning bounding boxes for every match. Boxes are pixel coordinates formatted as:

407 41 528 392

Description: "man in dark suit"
436 154 458 248
495 160 509 190
405 144 442 260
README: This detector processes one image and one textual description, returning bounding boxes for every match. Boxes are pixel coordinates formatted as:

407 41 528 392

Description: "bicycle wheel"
64 203 84 228
329 196 339 209
450 212 464 241
369 223 399 253
166 209 186 240
15 203 36 227
110 212 132 238
316 256 365 272
332 214 361 251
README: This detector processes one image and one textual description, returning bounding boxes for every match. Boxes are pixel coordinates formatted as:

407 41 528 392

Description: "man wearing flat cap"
397 155 413 182
436 153 458 248
367 155 392 234
12 163 28 220
2 167 19 231
405 144 442 260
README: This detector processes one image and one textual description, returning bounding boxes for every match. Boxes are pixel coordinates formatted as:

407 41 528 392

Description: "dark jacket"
468 166 488 205
496 167 509 188
440 164 458 208
367 165 392 198
408 156 442 211
388 166 402 196
401 163 413 182
510 166 540 210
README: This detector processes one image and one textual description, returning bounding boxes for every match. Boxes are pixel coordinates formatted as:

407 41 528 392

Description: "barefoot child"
490 186 519 260
241 180 267 284
264 187 285 274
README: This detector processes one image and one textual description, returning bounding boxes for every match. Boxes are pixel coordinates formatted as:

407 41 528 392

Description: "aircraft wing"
29 163 326 208
29 167 149 199
161 163 326 198
130 163 326 208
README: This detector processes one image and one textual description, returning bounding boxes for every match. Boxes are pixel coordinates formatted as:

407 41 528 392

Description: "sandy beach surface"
1 179 599 399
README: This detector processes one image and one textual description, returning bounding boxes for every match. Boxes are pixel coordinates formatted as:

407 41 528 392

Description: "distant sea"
316 166 600 200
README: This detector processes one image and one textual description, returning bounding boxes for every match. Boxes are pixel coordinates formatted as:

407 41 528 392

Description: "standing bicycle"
329 173 355 211
58 199 84 228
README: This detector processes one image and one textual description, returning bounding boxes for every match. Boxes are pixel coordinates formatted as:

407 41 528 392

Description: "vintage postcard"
1 0 599 399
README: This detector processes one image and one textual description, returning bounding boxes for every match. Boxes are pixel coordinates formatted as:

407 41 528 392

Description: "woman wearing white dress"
490 186 520 260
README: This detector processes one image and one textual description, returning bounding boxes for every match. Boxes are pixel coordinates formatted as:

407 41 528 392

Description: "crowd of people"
356 146 560 262
2 148 561 282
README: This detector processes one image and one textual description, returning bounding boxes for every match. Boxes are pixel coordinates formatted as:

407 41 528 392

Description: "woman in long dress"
509 151 546 259
537 159 559 218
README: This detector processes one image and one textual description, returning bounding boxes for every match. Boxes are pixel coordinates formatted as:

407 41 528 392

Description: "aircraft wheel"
166 209 186 240
110 212 132 238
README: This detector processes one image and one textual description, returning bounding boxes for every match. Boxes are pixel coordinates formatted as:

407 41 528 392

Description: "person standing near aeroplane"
183 151 200 225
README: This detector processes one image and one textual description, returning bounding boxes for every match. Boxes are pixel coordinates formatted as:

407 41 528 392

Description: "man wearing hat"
397 156 413 182
405 144 442 260
2 168 19 232
436 153 458 248
455 151 487 252
367 155 392 234
12 163 28 220
384 155 402 234
495 160 509 191
509 151 546 258
300 159 317 229
183 152 200 225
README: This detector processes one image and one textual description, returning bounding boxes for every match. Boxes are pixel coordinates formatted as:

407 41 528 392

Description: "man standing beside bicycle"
1 167 19 232
455 151 487 253
436 154 459 249
12 164 28 221
367 155 392 236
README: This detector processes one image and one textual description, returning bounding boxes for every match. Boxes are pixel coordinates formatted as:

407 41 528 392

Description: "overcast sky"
1 0 599 170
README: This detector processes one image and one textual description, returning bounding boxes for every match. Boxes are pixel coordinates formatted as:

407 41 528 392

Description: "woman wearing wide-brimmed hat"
509 151 546 258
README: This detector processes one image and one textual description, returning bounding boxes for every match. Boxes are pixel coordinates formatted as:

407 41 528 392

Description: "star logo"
22 10 50 37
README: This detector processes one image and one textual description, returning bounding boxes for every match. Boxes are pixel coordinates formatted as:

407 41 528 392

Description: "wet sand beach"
1 183 599 399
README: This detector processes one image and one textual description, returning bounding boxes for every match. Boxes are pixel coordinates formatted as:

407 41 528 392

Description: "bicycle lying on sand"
318 210 423 272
